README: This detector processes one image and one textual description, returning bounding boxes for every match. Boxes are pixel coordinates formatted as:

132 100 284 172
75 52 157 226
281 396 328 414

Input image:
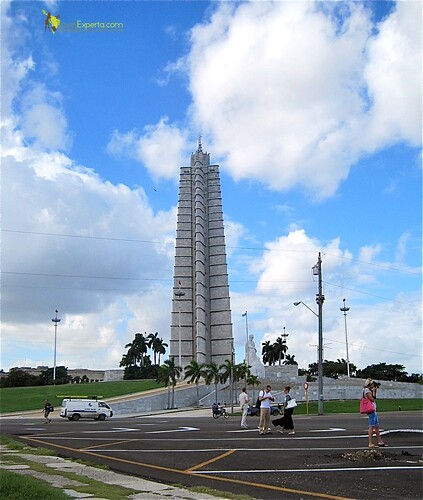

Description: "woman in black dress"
272 386 295 434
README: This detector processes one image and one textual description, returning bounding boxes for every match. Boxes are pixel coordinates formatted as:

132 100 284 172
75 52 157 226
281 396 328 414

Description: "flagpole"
243 311 249 366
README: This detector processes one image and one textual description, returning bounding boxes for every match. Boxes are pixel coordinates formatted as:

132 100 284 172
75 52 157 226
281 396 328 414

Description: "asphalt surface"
1 410 422 499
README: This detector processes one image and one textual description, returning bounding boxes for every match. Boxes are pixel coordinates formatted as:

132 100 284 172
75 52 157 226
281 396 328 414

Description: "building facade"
170 140 233 368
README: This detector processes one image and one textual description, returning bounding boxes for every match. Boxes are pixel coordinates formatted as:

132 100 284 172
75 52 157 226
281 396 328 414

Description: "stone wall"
110 378 422 415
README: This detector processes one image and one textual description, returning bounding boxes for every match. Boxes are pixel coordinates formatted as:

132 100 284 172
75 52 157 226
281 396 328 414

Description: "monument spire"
171 143 233 368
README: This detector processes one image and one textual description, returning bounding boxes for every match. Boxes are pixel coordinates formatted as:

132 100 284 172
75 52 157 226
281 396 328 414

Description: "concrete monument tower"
170 139 233 368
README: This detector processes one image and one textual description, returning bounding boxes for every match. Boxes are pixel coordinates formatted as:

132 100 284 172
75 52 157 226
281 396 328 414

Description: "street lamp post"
230 342 235 414
174 282 185 368
294 252 325 415
51 309 61 384
340 298 350 378
242 311 249 366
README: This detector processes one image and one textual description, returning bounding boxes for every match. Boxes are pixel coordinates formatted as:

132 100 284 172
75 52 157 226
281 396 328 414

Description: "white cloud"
107 118 189 180
229 229 421 374
19 84 71 151
362 0 422 149
170 0 421 199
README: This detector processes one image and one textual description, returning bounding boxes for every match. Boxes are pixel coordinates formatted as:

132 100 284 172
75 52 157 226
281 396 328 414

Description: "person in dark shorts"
43 399 53 423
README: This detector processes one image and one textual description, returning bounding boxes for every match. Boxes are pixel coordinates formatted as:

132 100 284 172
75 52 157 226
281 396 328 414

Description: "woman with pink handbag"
363 379 386 448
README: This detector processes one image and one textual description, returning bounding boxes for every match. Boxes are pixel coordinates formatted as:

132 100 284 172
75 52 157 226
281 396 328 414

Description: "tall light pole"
174 281 185 367
313 252 325 415
281 326 289 344
340 298 350 378
293 252 325 415
242 311 249 366
230 341 235 414
51 309 61 384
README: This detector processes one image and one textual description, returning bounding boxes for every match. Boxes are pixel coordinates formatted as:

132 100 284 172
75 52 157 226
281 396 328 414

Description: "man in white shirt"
258 385 274 435
238 387 250 429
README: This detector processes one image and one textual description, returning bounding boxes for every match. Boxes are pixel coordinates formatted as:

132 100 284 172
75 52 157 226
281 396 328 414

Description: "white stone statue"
245 334 265 378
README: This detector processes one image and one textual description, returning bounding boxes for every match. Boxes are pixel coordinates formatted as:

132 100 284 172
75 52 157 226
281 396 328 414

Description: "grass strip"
0 468 70 500
0 379 164 413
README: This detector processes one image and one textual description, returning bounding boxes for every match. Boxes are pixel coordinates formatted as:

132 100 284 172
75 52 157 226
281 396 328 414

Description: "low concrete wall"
110 378 422 415
111 384 217 415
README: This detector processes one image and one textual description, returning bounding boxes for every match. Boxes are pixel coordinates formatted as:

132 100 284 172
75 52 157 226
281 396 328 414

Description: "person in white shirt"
258 385 274 435
238 387 250 429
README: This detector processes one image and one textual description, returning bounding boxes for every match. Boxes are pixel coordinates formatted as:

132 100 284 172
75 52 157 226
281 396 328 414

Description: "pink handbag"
359 397 375 414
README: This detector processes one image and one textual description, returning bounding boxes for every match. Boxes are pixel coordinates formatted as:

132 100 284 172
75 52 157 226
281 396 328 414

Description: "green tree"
204 362 223 404
154 337 168 366
147 332 160 365
124 332 148 367
356 363 407 382
156 358 182 409
273 337 288 365
39 366 70 385
0 369 39 388
246 373 261 401
261 340 273 365
147 332 167 366
184 360 207 406
283 354 298 365
235 361 251 388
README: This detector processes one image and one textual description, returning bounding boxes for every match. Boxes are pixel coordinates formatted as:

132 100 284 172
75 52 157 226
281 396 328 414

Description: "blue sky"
1 0 421 375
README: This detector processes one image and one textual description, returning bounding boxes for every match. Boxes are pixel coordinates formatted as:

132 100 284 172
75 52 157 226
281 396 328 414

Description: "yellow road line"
20 436 353 500
80 438 137 451
184 449 236 472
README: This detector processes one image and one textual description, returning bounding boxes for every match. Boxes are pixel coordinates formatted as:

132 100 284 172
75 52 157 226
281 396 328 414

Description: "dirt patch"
340 449 396 462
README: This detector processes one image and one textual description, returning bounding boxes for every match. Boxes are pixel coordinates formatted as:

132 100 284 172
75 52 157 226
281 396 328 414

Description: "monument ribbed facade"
170 140 233 368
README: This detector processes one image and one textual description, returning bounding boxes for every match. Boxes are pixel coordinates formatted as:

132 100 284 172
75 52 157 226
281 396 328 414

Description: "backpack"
256 391 264 408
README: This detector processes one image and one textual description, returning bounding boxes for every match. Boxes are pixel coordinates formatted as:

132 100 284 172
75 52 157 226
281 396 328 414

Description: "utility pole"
51 309 61 384
340 298 350 378
312 253 325 415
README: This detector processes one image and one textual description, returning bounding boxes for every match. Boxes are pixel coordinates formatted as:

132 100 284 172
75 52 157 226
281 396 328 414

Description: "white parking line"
190 465 423 475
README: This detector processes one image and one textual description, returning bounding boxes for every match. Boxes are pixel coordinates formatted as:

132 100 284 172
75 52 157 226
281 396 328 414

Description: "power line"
2 228 420 276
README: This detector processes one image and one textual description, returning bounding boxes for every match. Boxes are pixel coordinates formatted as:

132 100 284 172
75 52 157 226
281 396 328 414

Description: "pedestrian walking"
273 386 296 434
43 399 53 424
258 385 274 435
238 387 249 429
363 379 386 448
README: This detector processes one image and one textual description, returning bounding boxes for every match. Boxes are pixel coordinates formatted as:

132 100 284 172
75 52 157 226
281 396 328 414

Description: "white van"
60 398 113 421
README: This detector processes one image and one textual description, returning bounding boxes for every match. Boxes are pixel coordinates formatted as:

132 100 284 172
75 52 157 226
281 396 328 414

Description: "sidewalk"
0 444 229 499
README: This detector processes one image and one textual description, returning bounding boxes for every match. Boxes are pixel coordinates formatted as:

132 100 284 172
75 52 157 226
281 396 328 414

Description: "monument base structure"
170 140 233 368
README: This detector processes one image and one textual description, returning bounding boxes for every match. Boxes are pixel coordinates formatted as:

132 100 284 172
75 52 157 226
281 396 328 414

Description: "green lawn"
293 398 423 414
1 382 422 414
0 380 164 413
0 469 71 500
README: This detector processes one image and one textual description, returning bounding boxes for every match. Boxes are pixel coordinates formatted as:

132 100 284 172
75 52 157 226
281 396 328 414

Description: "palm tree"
119 353 132 368
246 374 261 402
219 359 233 385
147 332 168 365
273 337 288 365
261 340 273 365
155 338 168 365
184 360 207 406
236 361 251 389
204 362 223 405
125 332 148 366
156 358 182 409
283 354 298 366
147 332 159 365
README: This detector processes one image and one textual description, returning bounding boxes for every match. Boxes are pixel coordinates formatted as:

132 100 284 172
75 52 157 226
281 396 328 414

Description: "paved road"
2 411 422 499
